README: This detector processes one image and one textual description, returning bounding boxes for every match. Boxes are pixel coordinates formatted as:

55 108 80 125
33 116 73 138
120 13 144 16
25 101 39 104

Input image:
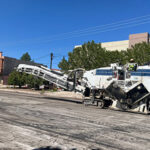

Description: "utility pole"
50 53 53 69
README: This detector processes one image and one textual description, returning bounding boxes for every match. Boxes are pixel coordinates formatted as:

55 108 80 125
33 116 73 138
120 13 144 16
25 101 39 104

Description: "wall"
101 40 129 51
129 32 149 48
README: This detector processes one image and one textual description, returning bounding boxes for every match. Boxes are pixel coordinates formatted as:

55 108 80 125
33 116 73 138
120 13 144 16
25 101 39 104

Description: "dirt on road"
0 90 150 150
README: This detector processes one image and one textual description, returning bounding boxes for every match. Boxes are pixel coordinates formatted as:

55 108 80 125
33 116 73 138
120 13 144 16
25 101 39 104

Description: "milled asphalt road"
0 90 150 150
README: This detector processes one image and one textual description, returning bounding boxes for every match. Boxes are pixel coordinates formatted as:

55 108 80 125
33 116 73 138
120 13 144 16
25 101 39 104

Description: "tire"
98 100 105 109
120 103 128 111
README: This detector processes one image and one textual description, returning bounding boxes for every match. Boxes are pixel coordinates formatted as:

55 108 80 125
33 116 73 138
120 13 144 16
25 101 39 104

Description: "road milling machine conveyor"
17 63 150 114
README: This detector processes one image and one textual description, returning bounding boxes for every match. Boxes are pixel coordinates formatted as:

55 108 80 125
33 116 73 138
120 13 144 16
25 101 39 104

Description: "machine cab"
111 63 138 81
126 63 138 72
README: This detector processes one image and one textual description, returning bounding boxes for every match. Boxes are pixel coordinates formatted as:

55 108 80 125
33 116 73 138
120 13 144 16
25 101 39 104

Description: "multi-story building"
75 32 150 51
128 32 149 48
101 40 129 51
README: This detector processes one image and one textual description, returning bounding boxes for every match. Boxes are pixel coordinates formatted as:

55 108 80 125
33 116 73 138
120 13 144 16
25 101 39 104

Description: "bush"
8 71 44 89
8 71 26 88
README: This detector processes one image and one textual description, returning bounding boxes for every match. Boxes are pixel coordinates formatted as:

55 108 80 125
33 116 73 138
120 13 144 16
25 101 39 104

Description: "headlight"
137 86 141 90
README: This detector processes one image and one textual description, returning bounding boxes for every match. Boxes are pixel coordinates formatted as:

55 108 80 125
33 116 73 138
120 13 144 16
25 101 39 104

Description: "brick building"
0 52 42 85
129 32 149 48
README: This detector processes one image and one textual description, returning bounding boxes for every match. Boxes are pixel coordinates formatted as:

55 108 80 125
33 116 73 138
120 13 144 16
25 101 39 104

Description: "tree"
26 74 43 89
20 52 31 61
126 42 150 65
8 52 46 89
8 71 26 88
58 41 111 71
8 71 44 89
58 41 150 71
58 57 69 72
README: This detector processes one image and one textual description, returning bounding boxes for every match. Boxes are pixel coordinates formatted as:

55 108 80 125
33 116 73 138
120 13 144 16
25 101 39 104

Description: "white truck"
17 62 150 114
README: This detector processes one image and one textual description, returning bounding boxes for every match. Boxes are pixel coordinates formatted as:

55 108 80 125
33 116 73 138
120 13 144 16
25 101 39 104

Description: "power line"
45 20 150 43
58 17 150 36
53 55 68 58
37 15 150 43
3 14 150 47
44 14 150 40
2 14 150 47
33 53 50 60
66 14 150 34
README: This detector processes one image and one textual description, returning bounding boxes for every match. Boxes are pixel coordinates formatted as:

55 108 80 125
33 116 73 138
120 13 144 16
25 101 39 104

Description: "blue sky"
0 0 150 68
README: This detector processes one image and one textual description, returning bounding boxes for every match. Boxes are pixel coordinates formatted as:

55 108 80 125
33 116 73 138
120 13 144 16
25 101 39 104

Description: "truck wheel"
98 100 105 109
120 103 128 111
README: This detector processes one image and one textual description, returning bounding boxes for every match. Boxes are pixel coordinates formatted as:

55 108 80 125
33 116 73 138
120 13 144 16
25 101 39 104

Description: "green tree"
58 41 110 70
26 74 43 89
20 52 31 61
8 71 26 88
8 71 44 89
126 42 150 65
58 41 150 71
8 52 47 89
58 57 69 72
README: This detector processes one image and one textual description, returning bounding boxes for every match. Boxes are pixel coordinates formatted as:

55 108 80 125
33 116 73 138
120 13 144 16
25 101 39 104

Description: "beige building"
75 32 150 51
101 40 129 51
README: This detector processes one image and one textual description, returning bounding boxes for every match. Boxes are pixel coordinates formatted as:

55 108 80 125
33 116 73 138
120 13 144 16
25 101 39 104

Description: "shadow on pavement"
33 146 102 150
33 146 62 150
43 96 82 104
33 146 77 150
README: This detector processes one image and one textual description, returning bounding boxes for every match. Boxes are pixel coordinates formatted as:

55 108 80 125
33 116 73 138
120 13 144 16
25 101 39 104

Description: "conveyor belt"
17 64 74 90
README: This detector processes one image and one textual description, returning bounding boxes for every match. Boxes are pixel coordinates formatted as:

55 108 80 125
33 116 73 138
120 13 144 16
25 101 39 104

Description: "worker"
128 58 137 71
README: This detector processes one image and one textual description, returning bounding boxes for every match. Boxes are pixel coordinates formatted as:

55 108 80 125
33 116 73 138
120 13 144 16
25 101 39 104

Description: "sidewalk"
0 86 83 100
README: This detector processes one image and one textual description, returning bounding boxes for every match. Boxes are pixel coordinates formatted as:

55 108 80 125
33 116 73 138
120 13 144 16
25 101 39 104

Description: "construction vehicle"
17 62 150 114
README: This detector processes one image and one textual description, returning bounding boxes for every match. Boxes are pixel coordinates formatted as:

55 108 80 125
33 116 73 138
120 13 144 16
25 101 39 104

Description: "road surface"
0 90 150 150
